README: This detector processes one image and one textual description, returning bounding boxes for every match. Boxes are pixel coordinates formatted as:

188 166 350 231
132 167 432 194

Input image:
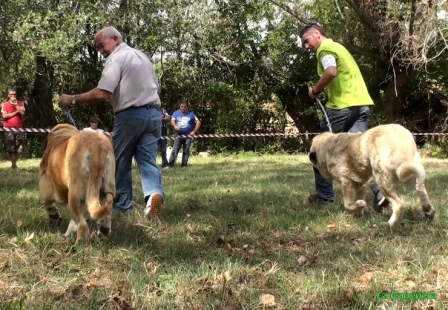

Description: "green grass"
1 154 448 309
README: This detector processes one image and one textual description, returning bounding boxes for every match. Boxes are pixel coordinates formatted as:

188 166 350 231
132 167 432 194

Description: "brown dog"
309 124 435 227
39 124 115 243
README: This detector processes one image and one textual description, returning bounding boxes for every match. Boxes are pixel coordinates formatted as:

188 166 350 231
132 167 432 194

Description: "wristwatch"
71 95 76 105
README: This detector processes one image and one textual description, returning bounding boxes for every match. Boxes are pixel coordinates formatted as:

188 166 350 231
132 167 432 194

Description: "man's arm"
1 104 18 119
310 54 338 99
162 113 171 124
58 88 111 107
2 110 17 119
189 118 201 137
311 67 337 97
170 115 180 132
193 119 201 132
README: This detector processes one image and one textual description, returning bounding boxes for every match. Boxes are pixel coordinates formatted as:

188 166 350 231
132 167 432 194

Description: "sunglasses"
300 22 324 37
305 22 323 29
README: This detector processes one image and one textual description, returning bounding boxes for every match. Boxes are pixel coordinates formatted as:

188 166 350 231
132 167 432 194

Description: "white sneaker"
144 193 163 220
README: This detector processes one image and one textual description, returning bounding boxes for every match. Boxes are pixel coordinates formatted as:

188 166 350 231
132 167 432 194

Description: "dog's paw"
346 200 367 216
422 204 435 220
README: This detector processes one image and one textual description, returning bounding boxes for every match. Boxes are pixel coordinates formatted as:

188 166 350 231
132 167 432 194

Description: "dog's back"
361 124 423 181
39 124 115 243
65 131 115 220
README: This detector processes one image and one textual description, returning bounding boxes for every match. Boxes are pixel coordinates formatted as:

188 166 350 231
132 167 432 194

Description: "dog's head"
309 132 333 171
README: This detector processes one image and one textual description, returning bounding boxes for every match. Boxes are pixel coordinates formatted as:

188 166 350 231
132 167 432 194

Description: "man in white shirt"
58 26 164 219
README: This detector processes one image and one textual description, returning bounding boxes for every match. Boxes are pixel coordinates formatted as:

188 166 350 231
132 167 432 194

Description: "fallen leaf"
327 223 337 230
24 232 34 243
86 279 102 288
16 220 23 228
0 260 8 271
216 271 232 282
259 275 268 287
196 276 209 284
260 294 276 307
297 255 308 265
357 272 374 287
405 277 417 288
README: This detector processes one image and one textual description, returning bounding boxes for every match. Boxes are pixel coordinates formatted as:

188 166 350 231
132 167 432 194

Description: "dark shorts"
4 131 26 153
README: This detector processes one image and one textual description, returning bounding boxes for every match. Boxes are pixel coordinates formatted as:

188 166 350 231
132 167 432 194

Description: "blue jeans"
113 106 165 212
168 136 192 167
314 106 383 202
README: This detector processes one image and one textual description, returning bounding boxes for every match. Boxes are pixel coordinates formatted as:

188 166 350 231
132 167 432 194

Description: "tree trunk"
26 55 57 128
382 66 413 122
276 85 320 133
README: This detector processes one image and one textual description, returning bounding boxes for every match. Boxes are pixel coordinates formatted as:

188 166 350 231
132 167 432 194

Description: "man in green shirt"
300 23 389 211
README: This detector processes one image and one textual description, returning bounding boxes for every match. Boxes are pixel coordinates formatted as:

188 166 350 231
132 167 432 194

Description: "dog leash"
63 107 77 128
315 97 333 133
308 83 333 133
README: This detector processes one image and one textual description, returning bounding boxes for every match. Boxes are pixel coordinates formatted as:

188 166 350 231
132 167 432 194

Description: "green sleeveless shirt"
316 39 373 109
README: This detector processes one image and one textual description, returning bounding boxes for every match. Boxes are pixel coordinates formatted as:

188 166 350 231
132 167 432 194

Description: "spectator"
58 26 164 219
1 88 26 170
159 107 171 167
300 22 388 211
83 116 105 134
166 101 201 168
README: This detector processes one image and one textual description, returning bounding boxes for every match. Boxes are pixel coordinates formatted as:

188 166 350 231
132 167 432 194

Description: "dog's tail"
396 153 426 184
86 151 114 220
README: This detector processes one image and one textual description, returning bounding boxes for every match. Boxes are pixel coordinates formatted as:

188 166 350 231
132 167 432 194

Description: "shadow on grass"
1 156 448 309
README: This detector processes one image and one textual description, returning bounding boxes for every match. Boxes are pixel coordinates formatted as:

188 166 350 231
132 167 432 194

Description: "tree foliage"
0 0 447 156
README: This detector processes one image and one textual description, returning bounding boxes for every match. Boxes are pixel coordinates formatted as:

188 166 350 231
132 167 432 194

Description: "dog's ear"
309 151 317 165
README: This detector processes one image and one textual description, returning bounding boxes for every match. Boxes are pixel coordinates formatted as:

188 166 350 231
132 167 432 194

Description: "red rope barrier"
0 127 447 139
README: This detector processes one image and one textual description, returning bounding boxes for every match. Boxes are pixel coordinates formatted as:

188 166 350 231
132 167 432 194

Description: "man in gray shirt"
59 26 164 219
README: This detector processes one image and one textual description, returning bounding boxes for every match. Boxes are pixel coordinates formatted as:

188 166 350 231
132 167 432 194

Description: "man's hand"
309 89 316 99
16 105 25 115
174 125 180 132
309 87 319 99
188 131 196 137
58 94 73 107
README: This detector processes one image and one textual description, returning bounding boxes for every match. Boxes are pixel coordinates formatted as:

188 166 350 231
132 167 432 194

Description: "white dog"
309 124 435 227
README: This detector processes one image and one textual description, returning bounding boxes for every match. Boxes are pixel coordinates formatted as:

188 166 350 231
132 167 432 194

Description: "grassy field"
0 153 447 309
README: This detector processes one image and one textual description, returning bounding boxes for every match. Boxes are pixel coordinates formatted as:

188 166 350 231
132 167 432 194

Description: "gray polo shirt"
98 43 160 113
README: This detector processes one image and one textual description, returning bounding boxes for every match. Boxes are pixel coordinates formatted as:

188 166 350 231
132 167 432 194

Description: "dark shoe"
308 194 334 204
373 196 390 213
